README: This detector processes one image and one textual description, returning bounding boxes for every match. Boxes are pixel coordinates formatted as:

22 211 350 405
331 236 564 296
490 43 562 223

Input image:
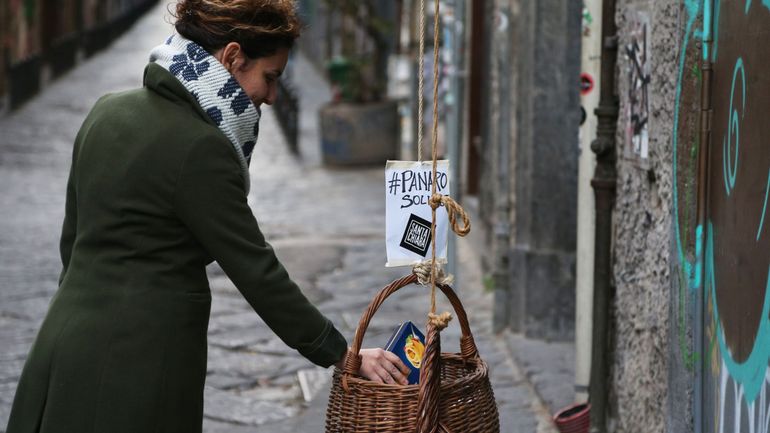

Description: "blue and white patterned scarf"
149 34 259 194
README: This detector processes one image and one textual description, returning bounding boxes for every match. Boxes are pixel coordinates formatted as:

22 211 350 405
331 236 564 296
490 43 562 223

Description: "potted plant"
318 0 400 165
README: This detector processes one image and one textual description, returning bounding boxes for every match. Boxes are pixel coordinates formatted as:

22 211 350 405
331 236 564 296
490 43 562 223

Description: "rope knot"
428 311 453 330
426 194 471 237
412 260 454 286
429 193 443 210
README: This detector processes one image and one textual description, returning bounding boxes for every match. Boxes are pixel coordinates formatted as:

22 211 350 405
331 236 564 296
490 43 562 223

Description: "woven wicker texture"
325 273 500 433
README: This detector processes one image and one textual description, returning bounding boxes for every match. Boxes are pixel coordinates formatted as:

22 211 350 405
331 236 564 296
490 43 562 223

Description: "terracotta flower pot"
553 402 590 433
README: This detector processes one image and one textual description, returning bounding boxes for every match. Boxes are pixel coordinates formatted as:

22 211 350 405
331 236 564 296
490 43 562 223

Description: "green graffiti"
691 62 703 82
582 7 593 26
673 0 703 368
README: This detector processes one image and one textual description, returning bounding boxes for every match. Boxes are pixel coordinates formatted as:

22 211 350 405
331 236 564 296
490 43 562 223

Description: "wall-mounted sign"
624 11 651 163
580 73 595 96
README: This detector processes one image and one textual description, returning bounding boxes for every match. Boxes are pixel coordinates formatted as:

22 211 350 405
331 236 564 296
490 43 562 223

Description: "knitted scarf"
149 34 259 194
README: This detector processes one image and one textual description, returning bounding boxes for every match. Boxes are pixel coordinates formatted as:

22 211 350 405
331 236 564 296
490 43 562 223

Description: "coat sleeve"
174 136 347 367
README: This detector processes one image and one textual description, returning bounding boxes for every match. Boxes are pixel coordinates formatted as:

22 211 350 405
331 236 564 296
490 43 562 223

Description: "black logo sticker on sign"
400 214 432 257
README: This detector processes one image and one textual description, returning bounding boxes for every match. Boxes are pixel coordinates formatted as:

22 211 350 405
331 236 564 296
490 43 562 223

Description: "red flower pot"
553 403 590 433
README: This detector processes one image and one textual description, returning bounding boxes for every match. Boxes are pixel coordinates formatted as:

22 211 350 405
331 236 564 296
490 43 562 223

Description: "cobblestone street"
0 4 572 432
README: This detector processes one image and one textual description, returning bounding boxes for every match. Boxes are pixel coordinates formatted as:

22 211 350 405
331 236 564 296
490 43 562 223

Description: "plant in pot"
319 0 400 165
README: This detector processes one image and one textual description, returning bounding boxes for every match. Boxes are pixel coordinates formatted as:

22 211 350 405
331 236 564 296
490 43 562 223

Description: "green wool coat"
6 63 347 433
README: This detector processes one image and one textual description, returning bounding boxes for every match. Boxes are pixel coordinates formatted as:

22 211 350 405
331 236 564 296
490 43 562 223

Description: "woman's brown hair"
173 0 301 59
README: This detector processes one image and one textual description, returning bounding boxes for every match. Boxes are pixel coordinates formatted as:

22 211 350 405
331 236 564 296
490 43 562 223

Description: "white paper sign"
385 160 450 267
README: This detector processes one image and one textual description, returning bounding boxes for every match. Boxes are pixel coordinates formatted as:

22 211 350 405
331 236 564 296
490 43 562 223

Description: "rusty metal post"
465 0 487 195
588 0 618 431
694 3 713 431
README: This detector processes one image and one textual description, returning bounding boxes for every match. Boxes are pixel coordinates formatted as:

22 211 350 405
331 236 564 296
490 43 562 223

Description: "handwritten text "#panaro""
388 170 449 209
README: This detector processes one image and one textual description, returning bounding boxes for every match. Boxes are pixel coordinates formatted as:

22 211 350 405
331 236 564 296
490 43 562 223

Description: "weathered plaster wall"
611 0 684 431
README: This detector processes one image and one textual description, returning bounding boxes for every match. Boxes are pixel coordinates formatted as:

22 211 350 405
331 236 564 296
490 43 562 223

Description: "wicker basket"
325 273 500 433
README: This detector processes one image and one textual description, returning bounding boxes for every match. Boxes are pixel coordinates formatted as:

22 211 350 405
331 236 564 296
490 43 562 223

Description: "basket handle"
341 273 480 378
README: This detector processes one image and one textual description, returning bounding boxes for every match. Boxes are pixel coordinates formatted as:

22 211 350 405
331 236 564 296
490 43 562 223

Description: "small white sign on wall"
385 160 450 267
625 10 651 166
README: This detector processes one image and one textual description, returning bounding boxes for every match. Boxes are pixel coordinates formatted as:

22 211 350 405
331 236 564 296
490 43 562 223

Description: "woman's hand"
359 348 411 385
334 348 411 385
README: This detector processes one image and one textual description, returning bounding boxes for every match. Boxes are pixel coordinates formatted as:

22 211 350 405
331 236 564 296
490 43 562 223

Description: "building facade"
476 0 582 342
608 1 770 431
0 0 157 112
475 0 770 432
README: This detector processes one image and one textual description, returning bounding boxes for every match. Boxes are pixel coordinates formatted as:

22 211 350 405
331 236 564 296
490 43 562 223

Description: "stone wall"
610 0 690 431
507 0 581 340
480 0 581 340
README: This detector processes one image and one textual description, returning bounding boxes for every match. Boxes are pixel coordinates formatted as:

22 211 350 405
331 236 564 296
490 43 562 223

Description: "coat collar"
143 63 214 126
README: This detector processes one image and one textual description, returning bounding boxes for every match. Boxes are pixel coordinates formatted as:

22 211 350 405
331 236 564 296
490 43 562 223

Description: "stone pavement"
0 3 574 432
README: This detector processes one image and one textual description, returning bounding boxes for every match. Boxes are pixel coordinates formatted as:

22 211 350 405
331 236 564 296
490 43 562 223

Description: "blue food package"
384 321 426 384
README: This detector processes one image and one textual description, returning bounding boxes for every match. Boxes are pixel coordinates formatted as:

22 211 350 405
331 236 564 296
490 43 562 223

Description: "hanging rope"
427 0 448 319
414 6 481 420
415 3 473 430
429 193 471 236
417 0 426 161
412 0 480 328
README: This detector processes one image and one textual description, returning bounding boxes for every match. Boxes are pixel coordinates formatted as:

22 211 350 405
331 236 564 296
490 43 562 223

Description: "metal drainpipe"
588 0 618 431
694 3 714 431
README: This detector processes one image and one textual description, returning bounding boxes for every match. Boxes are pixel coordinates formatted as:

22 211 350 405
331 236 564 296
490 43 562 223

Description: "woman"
6 1 408 432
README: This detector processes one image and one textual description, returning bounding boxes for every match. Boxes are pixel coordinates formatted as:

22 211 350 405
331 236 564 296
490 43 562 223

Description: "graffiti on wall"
624 12 650 163
582 6 593 37
717 360 770 433
673 0 704 374
673 0 770 431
